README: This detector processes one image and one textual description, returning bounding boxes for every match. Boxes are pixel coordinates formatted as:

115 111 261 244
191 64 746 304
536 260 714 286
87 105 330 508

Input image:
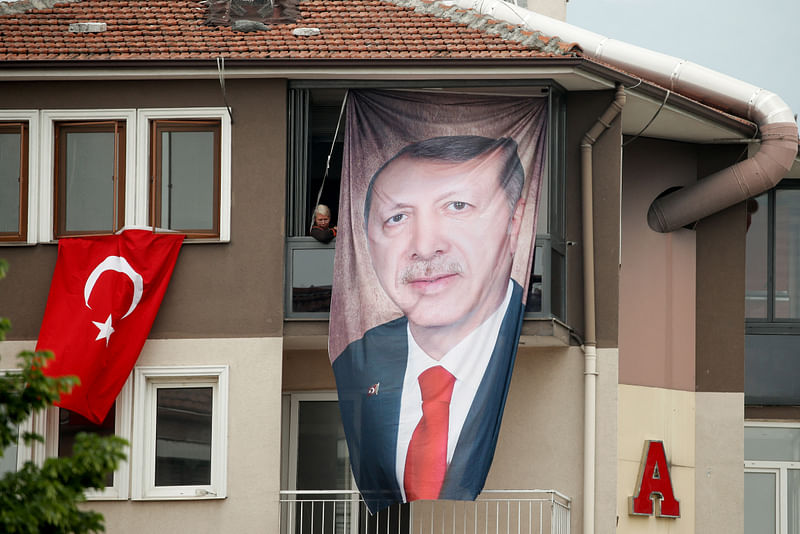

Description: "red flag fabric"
36 229 184 424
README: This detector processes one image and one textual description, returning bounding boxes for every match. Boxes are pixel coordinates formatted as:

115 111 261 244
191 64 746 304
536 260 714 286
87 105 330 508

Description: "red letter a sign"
36 229 184 424
629 440 680 518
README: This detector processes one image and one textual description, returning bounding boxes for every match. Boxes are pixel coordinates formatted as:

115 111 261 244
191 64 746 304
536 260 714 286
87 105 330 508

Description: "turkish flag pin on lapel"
367 383 380 396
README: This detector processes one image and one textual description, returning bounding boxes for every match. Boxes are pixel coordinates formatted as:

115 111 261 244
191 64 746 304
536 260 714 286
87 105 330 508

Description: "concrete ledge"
284 316 574 351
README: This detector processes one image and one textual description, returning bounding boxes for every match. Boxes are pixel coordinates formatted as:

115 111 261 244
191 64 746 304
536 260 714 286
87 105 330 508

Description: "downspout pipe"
451 0 798 232
580 84 625 534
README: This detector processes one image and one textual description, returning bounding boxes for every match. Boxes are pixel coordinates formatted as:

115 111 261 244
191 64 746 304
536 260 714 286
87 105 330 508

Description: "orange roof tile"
0 0 580 61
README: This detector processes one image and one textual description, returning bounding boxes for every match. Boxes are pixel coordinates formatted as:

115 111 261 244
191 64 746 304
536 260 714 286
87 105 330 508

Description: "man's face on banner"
366 150 524 347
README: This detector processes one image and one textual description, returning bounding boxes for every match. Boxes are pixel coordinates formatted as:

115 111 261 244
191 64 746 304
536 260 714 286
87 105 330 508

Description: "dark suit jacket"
332 280 524 513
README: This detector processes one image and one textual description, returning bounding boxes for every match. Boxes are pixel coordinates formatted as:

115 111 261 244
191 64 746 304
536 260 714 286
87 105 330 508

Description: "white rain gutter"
447 2 797 533
579 84 625 534
450 0 798 233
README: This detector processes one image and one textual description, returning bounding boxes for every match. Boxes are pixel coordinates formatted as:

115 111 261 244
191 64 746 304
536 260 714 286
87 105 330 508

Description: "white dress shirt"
395 280 514 501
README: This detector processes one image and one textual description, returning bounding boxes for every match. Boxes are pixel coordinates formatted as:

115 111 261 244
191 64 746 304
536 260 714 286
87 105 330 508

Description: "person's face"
366 152 524 332
315 212 330 229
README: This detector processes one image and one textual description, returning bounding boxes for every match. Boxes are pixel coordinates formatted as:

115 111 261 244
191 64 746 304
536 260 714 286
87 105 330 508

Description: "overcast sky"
566 0 799 124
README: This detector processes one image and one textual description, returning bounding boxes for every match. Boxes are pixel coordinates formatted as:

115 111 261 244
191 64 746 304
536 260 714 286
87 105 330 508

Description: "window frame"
131 365 229 500
746 180 800 333
52 119 127 239
0 110 38 245
284 82 567 321
149 119 221 238
40 109 137 243
0 122 29 243
744 421 800 534
136 108 231 242
0 369 35 474
43 375 132 500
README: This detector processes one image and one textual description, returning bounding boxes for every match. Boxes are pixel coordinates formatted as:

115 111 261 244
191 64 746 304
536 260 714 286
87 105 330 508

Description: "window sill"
283 316 575 351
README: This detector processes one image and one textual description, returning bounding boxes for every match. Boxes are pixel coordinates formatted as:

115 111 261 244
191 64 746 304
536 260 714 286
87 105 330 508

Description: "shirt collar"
406 279 514 387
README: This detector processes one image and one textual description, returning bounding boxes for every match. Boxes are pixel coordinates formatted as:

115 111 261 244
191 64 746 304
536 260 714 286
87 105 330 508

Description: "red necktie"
404 366 456 501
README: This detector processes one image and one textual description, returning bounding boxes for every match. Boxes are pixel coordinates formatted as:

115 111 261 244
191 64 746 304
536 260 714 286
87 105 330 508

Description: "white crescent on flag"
84 255 144 319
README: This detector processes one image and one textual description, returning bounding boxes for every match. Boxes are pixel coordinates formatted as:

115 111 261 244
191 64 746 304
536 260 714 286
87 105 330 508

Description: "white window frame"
39 109 137 243
136 108 231 242
29 107 231 243
0 369 35 472
131 365 228 500
0 110 39 245
42 375 133 500
745 421 800 534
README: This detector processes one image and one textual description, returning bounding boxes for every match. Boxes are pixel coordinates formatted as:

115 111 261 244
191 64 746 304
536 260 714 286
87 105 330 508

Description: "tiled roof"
0 0 581 61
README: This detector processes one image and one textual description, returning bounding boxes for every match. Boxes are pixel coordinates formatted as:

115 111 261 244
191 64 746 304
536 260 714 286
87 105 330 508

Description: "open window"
284 84 566 321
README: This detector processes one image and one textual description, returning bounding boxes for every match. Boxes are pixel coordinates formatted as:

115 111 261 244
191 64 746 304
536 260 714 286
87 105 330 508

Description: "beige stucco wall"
617 384 695 534
1 337 284 533
695 392 744 534
486 345 618 534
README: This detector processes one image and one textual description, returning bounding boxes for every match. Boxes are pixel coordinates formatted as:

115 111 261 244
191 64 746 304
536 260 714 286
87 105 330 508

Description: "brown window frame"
0 122 29 243
149 119 221 239
53 120 126 239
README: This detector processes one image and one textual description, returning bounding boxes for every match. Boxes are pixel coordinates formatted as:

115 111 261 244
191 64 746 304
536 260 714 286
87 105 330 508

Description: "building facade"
0 0 797 533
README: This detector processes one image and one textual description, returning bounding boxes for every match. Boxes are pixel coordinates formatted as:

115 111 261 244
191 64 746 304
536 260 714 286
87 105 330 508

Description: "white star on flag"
92 314 115 346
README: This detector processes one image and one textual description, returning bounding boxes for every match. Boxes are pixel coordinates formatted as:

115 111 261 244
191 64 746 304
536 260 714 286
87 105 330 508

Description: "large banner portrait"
330 90 548 512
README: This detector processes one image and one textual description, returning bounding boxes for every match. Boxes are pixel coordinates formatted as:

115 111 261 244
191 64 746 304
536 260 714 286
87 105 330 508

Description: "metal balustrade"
279 489 570 534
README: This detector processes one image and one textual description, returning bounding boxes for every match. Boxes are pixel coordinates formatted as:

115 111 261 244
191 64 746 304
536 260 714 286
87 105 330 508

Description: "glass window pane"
0 425 19 476
0 130 21 234
525 243 543 313
745 335 800 405
551 249 565 320
295 400 350 491
774 189 800 319
790 469 800 534
291 247 335 313
63 131 116 233
745 426 800 462
58 407 116 486
745 471 776 534
161 131 215 231
746 194 768 318
155 387 213 486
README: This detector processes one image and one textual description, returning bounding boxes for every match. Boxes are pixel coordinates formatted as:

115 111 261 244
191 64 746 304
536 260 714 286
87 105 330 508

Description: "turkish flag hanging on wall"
36 229 184 424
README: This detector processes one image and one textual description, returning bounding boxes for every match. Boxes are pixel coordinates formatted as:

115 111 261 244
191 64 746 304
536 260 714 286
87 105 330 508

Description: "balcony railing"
279 489 570 534
284 236 565 320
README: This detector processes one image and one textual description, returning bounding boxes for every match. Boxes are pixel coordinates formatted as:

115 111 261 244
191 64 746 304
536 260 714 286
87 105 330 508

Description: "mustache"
401 257 463 284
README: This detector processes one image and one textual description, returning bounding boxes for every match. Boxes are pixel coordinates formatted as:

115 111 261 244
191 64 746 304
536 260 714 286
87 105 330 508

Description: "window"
36 108 230 242
0 122 28 242
746 184 800 322
0 111 37 244
745 423 800 534
44 377 132 500
745 182 800 404
131 366 228 500
149 120 222 238
284 84 566 321
281 392 409 534
40 109 136 243
53 121 126 238
136 108 231 242
0 371 33 475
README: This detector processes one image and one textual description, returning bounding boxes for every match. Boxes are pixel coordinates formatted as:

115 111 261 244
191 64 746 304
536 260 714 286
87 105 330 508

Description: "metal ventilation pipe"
451 0 798 232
